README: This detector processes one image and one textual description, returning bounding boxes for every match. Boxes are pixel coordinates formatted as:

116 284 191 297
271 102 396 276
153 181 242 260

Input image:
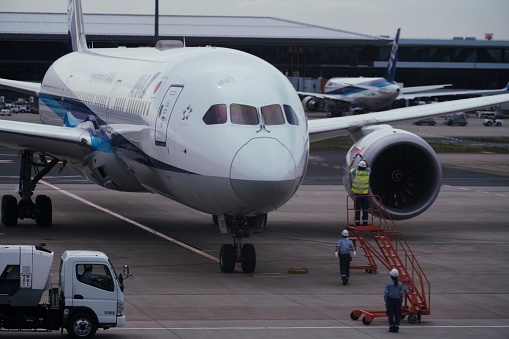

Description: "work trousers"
386 297 402 331
339 253 351 280
354 194 369 224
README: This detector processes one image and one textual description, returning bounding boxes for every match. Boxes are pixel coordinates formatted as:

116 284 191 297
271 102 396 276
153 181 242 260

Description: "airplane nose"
230 138 297 209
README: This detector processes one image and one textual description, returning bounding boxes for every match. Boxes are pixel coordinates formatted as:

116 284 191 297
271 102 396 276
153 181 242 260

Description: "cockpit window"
230 104 259 125
283 105 300 126
261 104 285 126
202 104 227 125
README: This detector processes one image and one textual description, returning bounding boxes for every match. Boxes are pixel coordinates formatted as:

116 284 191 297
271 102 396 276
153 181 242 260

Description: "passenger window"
76 264 114 292
230 104 259 125
261 104 285 125
283 105 300 126
202 104 227 125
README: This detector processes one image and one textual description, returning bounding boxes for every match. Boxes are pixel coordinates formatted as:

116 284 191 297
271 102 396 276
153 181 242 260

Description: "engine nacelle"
302 96 320 112
343 126 442 220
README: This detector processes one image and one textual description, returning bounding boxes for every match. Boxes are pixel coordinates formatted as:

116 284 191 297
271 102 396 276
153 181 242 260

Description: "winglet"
383 28 400 83
67 0 88 52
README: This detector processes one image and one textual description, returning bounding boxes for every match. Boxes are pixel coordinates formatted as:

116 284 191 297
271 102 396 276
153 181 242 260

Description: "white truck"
0 244 129 338
483 117 503 126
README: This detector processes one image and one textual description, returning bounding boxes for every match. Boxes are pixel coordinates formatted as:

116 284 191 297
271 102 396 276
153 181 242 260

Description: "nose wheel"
219 216 259 273
220 240 256 273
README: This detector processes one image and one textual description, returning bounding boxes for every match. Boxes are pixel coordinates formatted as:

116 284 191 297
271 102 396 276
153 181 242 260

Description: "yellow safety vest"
350 168 370 194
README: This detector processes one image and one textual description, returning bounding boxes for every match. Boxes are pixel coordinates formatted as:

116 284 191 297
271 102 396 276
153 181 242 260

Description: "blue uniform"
384 280 404 332
336 237 354 284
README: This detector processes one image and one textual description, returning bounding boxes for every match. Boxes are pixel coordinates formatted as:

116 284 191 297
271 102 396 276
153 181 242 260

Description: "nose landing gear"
217 214 266 273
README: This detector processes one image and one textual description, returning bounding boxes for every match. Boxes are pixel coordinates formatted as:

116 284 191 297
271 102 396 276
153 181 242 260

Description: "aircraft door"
155 85 183 146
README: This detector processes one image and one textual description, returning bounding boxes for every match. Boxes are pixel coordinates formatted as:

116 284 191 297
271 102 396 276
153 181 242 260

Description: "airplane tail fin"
68 0 88 52
383 28 400 83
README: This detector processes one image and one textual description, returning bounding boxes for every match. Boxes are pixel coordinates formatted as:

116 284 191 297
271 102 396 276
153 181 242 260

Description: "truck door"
72 263 119 324
155 85 183 146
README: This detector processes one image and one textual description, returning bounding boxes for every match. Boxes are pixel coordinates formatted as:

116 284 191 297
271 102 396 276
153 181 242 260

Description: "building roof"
0 12 388 41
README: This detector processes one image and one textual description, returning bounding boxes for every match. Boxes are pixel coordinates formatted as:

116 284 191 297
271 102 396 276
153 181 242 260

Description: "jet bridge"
345 194 431 325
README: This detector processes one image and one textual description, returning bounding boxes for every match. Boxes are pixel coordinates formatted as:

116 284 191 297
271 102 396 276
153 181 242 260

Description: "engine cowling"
343 126 442 220
302 96 320 112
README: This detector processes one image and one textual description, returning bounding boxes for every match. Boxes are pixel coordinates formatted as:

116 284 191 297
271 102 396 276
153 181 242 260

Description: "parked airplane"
299 28 509 113
1 1 509 274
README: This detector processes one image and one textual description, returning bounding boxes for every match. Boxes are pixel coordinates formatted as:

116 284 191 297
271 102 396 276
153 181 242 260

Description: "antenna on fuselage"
154 0 159 46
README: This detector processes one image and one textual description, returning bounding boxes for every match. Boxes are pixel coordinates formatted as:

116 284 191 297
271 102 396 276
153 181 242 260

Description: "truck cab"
60 250 126 336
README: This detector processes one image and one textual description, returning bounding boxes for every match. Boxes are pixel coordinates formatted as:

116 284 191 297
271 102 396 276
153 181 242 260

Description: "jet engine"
343 125 442 220
301 96 320 112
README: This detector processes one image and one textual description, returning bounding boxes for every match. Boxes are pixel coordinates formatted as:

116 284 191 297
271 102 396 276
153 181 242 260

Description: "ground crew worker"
349 157 371 226
384 268 404 333
335 229 355 285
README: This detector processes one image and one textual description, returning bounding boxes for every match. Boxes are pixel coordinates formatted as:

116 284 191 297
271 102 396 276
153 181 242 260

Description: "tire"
220 244 235 273
66 312 97 339
407 313 418 324
496 122 502 126
1 195 18 227
241 243 256 273
350 311 360 320
35 195 52 227
362 316 372 325
485 121 492 126
212 215 218 225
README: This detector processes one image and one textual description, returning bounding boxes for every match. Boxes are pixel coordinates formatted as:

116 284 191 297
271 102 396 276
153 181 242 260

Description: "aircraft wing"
400 84 452 94
0 78 41 97
297 91 351 104
0 120 93 162
308 92 509 142
398 81 509 100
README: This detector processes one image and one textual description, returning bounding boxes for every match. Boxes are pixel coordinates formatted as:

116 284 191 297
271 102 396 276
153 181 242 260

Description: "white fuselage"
38 46 309 216
324 77 400 109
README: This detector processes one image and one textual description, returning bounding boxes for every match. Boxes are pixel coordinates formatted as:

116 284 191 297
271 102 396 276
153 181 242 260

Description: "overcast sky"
2 0 508 40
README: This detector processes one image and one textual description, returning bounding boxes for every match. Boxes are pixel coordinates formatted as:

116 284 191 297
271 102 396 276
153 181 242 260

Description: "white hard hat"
390 268 399 278
358 160 366 168
342 229 349 237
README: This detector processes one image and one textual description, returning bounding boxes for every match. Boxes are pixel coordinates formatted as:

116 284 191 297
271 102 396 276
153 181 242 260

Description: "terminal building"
1 11 509 99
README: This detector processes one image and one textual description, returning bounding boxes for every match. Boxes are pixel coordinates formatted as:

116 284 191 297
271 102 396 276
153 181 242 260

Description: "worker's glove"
335 252 338 258
384 302 387 308
353 251 356 256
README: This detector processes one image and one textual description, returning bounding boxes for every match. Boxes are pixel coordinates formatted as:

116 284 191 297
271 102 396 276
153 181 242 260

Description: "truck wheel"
67 312 97 339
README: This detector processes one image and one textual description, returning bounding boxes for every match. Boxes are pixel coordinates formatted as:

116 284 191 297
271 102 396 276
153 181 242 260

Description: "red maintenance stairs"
345 194 431 325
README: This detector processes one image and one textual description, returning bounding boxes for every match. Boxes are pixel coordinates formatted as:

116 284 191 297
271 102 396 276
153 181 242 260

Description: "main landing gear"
1 151 59 227
215 214 267 274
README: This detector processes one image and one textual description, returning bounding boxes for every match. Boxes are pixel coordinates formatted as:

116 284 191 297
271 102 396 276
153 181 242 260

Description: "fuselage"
38 46 309 216
324 77 400 109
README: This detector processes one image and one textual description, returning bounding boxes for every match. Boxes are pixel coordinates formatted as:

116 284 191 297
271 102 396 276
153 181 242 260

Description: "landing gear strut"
218 214 266 274
1 151 59 227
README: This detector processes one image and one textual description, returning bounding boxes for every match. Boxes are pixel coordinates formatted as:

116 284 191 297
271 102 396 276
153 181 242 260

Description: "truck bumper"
116 315 126 327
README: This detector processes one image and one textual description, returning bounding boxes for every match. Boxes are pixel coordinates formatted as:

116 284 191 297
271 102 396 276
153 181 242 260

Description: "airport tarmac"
1 114 509 338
